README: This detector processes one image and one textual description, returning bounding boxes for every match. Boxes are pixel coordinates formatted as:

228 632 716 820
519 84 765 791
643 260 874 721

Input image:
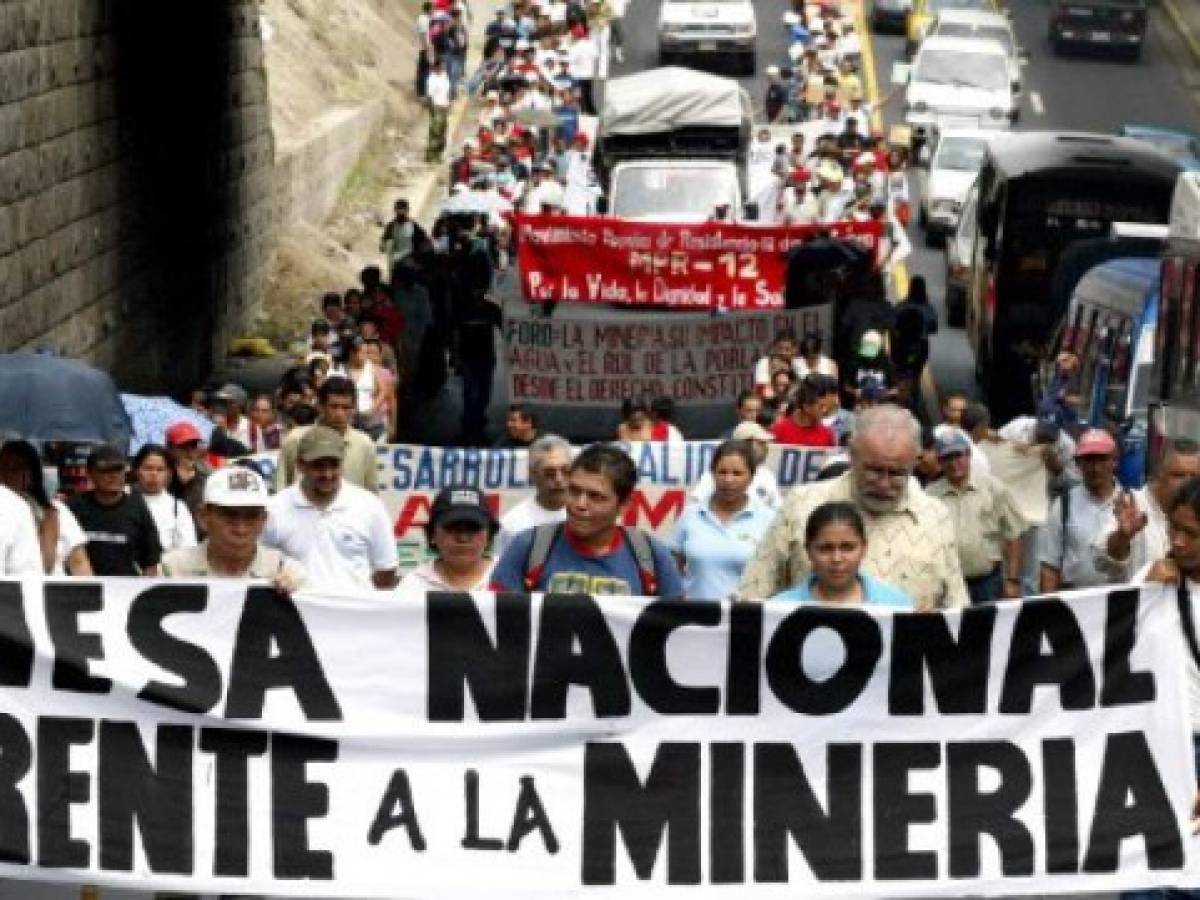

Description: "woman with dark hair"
890 275 937 410
770 500 913 606
670 441 775 600
796 332 838 380
617 397 655 441
0 440 92 575
649 396 684 441
132 444 198 554
397 485 499 595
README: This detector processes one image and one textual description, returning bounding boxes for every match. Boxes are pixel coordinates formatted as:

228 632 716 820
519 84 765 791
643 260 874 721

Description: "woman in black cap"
397 485 499 596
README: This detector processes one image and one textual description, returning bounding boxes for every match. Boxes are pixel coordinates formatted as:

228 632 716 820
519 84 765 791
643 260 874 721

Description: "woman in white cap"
398 485 499 596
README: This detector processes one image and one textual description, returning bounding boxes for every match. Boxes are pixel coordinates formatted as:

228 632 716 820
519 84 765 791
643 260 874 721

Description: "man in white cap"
692 422 783 511
161 466 305 591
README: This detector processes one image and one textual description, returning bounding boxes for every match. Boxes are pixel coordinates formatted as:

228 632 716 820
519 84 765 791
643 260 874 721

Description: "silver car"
917 128 990 246
658 0 757 74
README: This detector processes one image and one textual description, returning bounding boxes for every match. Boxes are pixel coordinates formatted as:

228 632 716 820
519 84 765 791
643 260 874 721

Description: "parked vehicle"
1049 0 1147 60
1120 125 1200 170
927 8 1025 113
597 67 753 221
943 175 979 327
872 0 912 33
961 131 1178 422
917 128 991 246
1054 256 1160 487
1150 171 1200 475
905 0 996 57
658 0 756 74
904 36 1016 147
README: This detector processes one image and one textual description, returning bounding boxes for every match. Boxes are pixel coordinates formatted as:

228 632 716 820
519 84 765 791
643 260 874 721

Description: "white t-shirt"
0 485 41 576
52 499 87 575
139 491 199 554
496 497 567 558
568 37 598 79
263 482 399 590
1136 570 1200 732
395 559 496 600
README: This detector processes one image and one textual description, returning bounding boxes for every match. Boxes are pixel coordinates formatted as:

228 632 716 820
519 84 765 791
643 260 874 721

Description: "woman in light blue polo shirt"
671 441 776 600
771 500 914 608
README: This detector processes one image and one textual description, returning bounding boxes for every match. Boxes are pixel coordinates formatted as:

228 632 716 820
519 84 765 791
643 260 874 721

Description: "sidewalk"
1163 0 1200 67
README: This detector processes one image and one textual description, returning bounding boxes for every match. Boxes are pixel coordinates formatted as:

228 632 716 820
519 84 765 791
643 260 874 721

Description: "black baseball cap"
429 485 497 533
86 444 127 471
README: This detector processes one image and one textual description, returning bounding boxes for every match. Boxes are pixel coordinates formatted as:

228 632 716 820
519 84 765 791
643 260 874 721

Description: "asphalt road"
612 0 1200 408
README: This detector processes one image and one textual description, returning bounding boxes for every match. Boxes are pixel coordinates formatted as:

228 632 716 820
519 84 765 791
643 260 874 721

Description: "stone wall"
0 0 278 392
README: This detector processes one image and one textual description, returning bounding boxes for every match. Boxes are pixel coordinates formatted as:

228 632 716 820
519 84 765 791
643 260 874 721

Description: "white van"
905 35 1016 139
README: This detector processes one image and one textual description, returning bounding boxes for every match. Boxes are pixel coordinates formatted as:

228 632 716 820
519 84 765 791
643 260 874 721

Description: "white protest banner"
376 441 834 569
0 580 1194 897
504 305 832 407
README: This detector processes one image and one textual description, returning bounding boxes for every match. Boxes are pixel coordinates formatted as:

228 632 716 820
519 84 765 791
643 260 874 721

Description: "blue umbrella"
0 352 132 450
121 394 215 454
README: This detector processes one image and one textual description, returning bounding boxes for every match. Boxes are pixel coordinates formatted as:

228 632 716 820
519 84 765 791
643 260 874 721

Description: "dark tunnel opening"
110 1 240 391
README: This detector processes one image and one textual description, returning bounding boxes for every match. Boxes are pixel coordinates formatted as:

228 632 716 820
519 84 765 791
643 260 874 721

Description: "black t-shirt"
68 491 163 576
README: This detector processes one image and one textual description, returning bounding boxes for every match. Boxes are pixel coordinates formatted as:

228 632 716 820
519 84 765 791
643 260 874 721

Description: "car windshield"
611 167 739 218
937 22 1013 54
936 136 988 170
915 49 1009 91
931 0 990 12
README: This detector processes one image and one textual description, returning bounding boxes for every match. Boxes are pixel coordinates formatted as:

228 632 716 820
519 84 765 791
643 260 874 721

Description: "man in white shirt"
496 435 572 557
425 58 453 163
1094 438 1200 582
264 426 399 591
1040 429 1121 592
567 29 598 114
0 484 42 575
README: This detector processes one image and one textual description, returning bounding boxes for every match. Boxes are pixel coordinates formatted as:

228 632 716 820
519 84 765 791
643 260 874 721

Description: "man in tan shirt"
161 465 305 589
737 405 969 610
925 428 1027 604
276 376 380 493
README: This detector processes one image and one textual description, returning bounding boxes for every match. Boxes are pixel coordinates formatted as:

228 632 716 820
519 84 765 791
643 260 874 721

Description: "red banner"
515 214 882 310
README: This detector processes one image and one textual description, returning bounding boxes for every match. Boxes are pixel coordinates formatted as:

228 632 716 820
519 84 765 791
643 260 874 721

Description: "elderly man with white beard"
737 404 969 610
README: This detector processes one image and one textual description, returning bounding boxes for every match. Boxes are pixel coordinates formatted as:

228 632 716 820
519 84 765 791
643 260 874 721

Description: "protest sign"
505 306 832 408
515 214 882 310
0 580 1193 897
376 441 833 569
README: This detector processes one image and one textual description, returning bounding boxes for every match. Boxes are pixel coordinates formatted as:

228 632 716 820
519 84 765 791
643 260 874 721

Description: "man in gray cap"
264 426 398 590
210 382 252 451
925 428 1027 604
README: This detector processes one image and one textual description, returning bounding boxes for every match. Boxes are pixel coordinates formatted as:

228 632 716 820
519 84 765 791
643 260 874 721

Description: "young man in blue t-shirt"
491 444 685 597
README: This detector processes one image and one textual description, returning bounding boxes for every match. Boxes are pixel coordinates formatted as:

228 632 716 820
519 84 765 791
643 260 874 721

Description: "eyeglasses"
860 463 911 483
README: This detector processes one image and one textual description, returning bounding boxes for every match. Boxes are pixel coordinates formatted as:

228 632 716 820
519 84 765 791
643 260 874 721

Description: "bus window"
1188 264 1200 393
1105 318 1134 419
1181 265 1196 395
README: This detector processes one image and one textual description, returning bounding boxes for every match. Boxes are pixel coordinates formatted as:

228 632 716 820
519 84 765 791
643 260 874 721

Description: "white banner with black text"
0 580 1195 896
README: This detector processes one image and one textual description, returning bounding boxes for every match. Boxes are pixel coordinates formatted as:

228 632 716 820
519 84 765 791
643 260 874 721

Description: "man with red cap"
1039 428 1121 593
165 420 214 528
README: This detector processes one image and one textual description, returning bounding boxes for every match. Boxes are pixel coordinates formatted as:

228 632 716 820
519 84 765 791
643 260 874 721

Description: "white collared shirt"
263 482 398 590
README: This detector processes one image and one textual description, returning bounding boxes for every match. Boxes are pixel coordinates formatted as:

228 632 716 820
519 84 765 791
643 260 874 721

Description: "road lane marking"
1030 91 1045 116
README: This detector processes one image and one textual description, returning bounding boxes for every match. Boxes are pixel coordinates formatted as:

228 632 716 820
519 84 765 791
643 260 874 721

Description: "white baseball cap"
203 466 270 508
731 422 775 443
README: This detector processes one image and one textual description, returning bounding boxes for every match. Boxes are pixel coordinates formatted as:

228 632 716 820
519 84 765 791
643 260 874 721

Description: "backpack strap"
1059 485 1072 576
621 526 659 597
523 523 564 592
